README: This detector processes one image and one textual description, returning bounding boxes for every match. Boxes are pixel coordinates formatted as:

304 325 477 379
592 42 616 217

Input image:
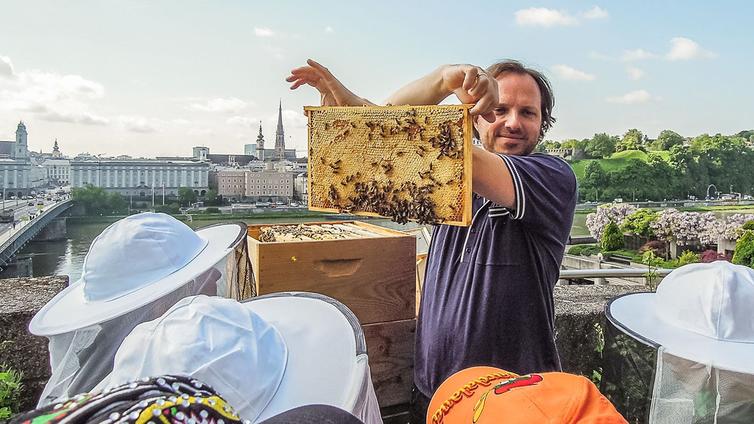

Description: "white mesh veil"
650 348 754 424
38 222 253 407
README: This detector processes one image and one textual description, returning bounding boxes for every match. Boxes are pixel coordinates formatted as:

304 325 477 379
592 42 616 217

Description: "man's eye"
495 108 507 114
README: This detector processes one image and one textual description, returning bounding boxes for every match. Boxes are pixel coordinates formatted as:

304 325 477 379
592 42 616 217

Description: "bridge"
0 199 74 270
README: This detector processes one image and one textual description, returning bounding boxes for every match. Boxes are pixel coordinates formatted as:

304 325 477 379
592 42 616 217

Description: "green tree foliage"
579 161 608 201
0 365 23 420
203 189 219 206
621 209 658 238
177 187 197 206
71 185 128 215
600 221 624 251
616 129 646 152
584 133 618 159
742 220 754 231
654 130 685 151
732 230 754 268
676 250 700 267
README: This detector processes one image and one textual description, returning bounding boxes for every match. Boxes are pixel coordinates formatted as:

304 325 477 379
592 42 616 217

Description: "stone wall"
0 276 68 411
0 276 644 414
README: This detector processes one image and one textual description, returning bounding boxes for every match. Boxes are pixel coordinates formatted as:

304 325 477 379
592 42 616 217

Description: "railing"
0 199 73 269
559 268 673 279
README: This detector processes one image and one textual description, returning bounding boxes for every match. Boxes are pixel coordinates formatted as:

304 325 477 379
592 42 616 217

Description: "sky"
1 1 753 158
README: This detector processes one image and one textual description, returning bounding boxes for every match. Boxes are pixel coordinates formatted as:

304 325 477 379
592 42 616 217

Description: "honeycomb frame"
305 105 473 226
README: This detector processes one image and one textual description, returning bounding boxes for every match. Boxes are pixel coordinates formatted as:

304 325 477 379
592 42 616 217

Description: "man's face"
475 72 543 156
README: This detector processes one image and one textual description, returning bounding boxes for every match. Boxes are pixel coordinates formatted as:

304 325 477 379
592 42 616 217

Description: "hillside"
569 150 671 180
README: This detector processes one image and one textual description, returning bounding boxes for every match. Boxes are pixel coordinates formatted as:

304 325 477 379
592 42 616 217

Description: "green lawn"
569 149 670 180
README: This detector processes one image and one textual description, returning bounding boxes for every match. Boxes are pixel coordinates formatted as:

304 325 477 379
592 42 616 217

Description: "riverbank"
65 210 332 225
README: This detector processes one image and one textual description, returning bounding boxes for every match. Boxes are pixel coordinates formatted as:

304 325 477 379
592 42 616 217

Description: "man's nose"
505 112 522 132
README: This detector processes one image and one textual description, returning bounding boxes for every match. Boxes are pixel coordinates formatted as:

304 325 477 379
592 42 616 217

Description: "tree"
584 133 618 159
655 130 684 151
600 221 624 251
581 161 608 201
732 230 754 268
204 189 219 206
178 187 197 206
616 129 646 152
71 185 127 215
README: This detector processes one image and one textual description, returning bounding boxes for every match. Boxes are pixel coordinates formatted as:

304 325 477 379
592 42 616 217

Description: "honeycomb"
305 105 472 226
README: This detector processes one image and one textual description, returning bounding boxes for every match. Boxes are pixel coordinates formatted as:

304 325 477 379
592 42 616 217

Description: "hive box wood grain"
247 221 416 325
363 318 416 408
305 105 473 226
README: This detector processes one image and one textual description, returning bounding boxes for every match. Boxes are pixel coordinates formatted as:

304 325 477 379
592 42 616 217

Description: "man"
288 59 577 422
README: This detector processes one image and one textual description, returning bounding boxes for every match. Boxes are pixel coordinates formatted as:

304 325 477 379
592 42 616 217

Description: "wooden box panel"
305 105 473 226
363 318 416 408
247 221 416 324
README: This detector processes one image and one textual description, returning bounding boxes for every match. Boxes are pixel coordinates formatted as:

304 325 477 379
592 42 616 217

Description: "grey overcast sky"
1 1 752 157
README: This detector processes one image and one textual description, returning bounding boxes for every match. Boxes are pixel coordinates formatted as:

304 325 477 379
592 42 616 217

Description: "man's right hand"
440 64 499 122
286 59 375 107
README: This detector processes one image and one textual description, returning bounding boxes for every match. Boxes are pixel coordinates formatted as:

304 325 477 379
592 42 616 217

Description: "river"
5 209 746 281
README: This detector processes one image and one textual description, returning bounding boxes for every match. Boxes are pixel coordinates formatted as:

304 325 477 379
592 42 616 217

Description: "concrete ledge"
0 276 68 411
554 284 646 378
0 278 645 414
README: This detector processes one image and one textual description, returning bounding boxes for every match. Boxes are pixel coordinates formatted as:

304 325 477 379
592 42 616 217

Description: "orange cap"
427 367 627 424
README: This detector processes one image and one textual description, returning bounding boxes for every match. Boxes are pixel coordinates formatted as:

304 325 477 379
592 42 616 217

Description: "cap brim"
29 223 246 336
608 293 754 374
246 293 366 422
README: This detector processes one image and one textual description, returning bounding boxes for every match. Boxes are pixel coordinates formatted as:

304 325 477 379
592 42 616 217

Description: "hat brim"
29 223 246 336
607 292 754 374
245 293 367 422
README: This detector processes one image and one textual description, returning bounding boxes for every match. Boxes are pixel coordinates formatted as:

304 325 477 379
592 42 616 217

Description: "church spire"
274 100 285 160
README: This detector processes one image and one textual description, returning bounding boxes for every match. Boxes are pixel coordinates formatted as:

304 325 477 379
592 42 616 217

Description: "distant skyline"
1 1 753 157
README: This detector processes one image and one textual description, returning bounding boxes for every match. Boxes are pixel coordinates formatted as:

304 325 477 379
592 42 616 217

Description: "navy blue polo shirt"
415 152 577 397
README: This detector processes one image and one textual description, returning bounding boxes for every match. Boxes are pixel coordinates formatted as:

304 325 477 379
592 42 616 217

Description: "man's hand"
286 59 375 106
440 64 499 122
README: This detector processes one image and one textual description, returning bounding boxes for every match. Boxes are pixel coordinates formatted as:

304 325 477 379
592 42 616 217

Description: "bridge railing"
0 199 73 268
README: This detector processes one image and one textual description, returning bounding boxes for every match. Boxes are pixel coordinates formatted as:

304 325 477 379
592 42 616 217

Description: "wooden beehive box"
246 221 416 325
305 105 473 226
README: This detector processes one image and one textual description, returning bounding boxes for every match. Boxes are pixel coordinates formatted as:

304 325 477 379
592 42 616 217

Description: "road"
0 199 55 238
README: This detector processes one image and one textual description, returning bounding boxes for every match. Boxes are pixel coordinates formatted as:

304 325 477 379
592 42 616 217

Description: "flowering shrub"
650 209 717 245
704 214 754 242
586 203 637 239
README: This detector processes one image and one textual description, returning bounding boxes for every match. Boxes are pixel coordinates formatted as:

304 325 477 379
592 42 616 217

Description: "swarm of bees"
306 105 471 226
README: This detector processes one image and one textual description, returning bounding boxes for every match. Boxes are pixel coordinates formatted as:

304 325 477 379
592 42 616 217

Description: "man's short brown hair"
485 60 555 142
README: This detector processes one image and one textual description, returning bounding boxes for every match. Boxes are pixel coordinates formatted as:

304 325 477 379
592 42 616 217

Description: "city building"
71 158 210 197
0 122 32 197
216 169 246 201
43 159 71 186
245 166 294 202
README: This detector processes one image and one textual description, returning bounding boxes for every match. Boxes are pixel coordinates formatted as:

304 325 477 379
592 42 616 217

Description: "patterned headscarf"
12 375 248 424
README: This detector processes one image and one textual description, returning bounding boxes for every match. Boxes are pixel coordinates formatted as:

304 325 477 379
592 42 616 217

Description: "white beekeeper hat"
103 293 378 423
29 212 248 335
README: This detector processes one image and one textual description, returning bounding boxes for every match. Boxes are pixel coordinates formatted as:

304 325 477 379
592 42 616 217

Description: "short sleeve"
494 153 577 236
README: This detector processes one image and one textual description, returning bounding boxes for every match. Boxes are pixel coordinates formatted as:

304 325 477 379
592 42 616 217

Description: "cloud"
620 48 657 62
606 89 655 104
582 6 608 19
188 97 249 113
40 110 109 125
626 66 645 80
666 37 716 61
254 27 274 37
551 64 595 81
0 56 14 78
0 58 108 127
324 26 334 33
118 116 157 133
227 116 261 127
514 8 577 27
